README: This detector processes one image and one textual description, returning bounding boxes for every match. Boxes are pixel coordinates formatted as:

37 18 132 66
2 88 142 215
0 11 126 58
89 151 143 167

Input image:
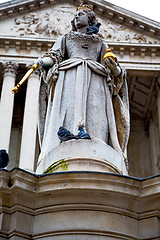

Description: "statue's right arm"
36 35 65 69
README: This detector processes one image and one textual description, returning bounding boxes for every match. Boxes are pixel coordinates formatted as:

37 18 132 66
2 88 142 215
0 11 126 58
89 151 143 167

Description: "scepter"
12 62 38 94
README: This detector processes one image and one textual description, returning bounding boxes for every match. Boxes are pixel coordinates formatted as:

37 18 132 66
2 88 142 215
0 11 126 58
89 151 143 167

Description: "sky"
0 0 159 22
106 0 160 22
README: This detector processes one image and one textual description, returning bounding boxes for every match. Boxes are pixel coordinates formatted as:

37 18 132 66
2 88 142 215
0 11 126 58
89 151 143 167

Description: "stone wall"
0 168 159 239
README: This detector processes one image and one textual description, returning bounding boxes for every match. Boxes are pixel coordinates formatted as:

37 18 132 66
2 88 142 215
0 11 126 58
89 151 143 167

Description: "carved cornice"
0 36 53 53
0 36 160 73
0 0 159 40
0 36 160 57
110 42 160 57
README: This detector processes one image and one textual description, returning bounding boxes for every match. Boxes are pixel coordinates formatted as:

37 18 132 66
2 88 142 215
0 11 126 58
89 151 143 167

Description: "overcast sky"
106 0 160 22
0 0 159 22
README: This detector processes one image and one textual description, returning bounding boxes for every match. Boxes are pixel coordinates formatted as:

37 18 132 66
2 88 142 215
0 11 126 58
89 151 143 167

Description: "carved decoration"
98 19 159 43
12 5 74 38
10 4 159 44
3 61 18 75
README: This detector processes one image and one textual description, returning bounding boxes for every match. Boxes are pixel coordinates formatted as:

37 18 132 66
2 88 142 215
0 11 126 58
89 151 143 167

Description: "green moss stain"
43 163 56 174
43 159 68 173
60 159 68 171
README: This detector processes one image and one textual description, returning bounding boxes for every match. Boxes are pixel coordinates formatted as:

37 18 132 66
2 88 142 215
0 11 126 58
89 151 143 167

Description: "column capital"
3 61 18 75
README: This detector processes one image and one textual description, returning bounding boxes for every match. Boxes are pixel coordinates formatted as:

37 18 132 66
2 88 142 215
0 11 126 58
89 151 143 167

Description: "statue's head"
71 4 97 31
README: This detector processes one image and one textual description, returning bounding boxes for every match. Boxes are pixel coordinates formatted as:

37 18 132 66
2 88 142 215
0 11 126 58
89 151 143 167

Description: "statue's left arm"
112 69 130 155
101 42 130 156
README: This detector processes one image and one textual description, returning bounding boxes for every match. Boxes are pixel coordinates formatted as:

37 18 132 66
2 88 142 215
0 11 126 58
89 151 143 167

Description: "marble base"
36 138 127 175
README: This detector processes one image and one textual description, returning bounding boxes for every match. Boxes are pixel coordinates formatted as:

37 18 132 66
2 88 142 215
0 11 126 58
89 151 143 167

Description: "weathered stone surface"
36 7 130 175
36 138 127 175
0 1 159 178
0 168 159 239
0 1 159 239
0 3 159 43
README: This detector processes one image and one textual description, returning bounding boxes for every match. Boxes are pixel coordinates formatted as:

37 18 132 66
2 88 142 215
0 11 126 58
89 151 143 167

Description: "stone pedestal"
0 168 159 240
36 138 127 175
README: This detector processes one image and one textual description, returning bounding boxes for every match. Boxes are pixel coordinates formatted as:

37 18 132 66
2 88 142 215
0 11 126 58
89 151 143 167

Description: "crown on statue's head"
77 3 93 12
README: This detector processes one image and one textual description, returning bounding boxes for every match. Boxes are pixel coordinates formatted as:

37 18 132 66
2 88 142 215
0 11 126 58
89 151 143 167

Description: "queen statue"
35 3 130 173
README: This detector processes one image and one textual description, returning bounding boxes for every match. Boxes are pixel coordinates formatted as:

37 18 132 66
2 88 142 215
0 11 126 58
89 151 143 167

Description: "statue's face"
74 10 89 29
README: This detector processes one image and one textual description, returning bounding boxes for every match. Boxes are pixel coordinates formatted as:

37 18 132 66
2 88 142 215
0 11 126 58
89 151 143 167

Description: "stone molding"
0 168 159 239
0 0 159 40
0 36 160 60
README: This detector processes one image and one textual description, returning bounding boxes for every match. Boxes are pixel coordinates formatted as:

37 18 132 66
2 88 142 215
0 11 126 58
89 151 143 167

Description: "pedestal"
36 138 127 175
0 169 160 240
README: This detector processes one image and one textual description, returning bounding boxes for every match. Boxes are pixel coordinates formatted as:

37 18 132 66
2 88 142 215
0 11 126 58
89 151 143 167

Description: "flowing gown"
38 31 130 163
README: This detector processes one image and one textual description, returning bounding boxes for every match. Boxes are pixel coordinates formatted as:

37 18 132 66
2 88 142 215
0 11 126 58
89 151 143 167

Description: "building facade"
0 0 160 239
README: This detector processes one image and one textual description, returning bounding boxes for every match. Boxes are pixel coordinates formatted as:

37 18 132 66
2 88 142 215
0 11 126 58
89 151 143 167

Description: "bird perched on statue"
57 126 78 142
0 149 9 169
78 126 91 139
87 23 101 35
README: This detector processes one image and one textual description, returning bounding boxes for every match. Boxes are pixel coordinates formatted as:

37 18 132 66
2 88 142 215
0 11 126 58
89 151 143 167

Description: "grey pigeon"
57 126 78 142
87 23 101 35
78 126 91 139
0 149 9 169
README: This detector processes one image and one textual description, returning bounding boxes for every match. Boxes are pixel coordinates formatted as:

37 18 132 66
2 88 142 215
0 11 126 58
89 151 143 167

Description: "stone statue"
37 4 130 169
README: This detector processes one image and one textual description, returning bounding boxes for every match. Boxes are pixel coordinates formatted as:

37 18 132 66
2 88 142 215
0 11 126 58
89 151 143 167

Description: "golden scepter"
12 62 38 94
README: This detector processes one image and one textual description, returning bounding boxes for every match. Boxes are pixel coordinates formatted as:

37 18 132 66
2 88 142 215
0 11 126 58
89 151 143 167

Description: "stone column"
0 61 17 151
19 67 40 172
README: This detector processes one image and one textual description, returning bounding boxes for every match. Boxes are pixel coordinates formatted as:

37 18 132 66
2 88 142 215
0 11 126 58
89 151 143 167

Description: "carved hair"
71 9 97 31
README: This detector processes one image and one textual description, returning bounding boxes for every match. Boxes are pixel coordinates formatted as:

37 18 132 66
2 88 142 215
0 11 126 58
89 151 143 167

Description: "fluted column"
19 67 40 172
0 61 17 151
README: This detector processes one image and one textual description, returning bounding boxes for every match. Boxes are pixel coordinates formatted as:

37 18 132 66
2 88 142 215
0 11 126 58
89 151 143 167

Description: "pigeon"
87 23 101 35
77 126 91 139
57 126 78 142
0 149 9 169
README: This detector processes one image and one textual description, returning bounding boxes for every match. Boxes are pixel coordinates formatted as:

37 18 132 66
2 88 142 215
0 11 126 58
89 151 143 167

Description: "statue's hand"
105 57 121 77
34 57 43 67
35 57 54 68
